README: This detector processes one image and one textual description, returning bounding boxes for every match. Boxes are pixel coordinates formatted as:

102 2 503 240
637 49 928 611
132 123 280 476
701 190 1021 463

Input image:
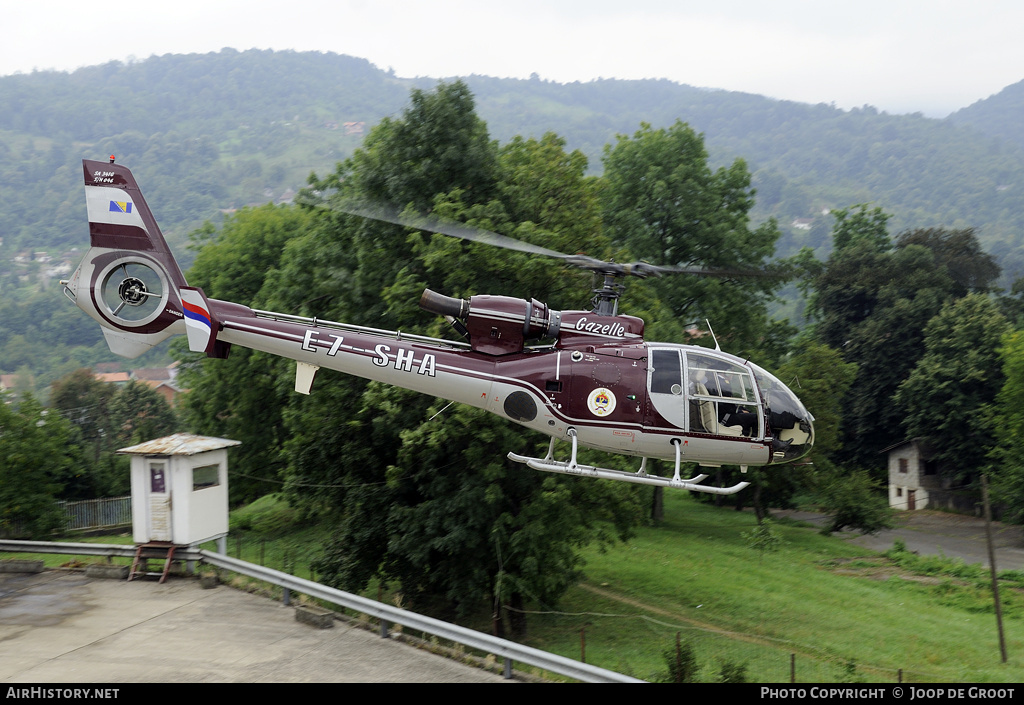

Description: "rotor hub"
117 276 149 306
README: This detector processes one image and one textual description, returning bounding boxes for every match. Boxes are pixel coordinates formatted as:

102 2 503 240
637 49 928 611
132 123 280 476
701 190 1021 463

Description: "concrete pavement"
0 570 509 683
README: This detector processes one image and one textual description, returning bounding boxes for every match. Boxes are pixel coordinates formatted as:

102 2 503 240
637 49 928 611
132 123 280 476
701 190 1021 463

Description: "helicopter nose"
749 364 815 464
770 406 814 463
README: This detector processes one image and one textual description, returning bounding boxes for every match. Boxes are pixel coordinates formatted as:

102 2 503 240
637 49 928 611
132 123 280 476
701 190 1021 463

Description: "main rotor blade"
301 193 571 259
297 191 786 282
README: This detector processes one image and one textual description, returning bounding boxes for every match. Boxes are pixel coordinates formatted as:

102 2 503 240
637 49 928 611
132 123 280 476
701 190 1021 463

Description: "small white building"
884 438 940 510
119 433 239 550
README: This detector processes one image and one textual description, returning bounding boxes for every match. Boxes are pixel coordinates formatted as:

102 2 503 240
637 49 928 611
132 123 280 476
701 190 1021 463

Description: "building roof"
132 367 173 381
117 433 241 456
95 372 131 384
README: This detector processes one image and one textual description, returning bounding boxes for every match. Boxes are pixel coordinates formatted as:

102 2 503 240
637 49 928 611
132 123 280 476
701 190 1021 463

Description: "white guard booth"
119 433 240 580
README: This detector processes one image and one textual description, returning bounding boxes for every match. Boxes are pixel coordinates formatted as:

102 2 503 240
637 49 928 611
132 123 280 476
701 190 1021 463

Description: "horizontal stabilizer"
101 327 166 359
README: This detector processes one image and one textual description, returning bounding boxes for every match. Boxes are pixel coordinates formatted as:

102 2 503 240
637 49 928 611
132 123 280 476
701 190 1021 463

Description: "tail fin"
180 286 217 354
64 159 190 358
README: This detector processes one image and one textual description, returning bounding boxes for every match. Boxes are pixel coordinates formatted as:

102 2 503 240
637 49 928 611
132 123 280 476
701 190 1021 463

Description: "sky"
4 0 1023 118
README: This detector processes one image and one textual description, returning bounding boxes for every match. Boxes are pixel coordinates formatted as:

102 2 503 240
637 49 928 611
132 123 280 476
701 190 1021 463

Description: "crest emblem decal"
587 387 616 417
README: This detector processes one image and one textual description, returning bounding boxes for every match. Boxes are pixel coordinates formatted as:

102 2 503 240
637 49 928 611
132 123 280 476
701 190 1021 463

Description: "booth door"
148 460 172 542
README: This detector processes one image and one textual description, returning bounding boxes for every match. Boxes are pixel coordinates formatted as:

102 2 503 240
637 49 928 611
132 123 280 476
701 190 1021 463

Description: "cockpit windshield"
749 362 815 462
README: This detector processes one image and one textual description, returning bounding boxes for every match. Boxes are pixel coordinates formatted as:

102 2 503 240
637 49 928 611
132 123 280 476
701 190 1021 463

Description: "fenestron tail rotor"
99 261 165 322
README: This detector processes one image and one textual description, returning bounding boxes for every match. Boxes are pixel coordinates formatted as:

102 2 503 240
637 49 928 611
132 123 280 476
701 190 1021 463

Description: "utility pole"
981 474 1008 663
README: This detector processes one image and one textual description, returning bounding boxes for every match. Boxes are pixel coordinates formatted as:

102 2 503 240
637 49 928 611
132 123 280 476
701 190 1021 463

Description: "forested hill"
949 78 1024 153
4 49 1024 267
468 74 1024 266
4 48 1024 293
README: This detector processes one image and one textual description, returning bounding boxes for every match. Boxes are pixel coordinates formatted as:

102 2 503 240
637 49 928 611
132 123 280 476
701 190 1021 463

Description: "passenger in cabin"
709 371 756 436
719 404 757 436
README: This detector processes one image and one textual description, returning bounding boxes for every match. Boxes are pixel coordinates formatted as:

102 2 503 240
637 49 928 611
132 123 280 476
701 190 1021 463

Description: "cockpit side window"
650 349 682 395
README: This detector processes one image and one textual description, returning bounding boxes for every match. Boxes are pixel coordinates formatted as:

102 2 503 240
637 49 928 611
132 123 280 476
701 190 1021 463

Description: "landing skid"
508 430 751 495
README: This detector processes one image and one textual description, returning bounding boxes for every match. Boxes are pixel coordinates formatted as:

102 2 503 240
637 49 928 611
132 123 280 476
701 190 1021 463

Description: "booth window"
193 464 220 490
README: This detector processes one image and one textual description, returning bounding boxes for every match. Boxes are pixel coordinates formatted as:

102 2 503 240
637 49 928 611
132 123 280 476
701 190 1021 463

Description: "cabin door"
646 348 687 430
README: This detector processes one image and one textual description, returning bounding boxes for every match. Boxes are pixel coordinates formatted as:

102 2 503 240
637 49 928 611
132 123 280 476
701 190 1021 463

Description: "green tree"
774 340 857 464
830 205 890 253
895 293 1009 483
817 468 893 535
987 331 1024 522
175 204 316 503
49 368 117 498
0 394 77 537
717 659 749 683
50 370 115 450
290 87 644 637
316 399 638 637
108 380 179 448
658 634 699 683
896 228 999 296
810 223 1000 471
601 120 785 352
742 518 782 560
345 80 498 212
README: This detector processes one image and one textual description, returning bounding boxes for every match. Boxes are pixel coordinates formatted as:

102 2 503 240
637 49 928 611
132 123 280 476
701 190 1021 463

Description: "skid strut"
508 428 750 494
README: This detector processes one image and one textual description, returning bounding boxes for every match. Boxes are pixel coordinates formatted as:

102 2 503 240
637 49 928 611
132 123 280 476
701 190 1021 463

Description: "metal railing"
57 496 132 532
0 539 643 683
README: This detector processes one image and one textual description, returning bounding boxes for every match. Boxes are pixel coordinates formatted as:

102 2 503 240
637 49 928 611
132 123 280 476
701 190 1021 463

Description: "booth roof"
117 433 241 456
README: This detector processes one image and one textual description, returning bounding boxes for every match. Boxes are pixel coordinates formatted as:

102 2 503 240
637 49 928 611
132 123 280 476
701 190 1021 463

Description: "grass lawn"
523 491 1024 683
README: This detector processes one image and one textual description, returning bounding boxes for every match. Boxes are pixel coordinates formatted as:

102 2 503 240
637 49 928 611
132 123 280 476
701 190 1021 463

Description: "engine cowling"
420 289 561 355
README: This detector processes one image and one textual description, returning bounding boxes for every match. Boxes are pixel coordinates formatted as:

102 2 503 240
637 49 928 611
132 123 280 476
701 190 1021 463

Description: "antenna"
706 319 721 351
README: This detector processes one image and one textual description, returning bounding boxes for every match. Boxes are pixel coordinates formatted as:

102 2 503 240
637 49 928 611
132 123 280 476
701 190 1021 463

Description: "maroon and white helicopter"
63 158 814 494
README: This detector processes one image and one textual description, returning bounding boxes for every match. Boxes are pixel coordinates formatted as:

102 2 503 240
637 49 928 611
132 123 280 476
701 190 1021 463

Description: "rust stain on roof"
117 433 241 456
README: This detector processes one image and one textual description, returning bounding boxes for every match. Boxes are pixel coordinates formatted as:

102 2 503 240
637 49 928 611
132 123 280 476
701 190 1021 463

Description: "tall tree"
990 330 1024 522
830 205 891 253
345 80 498 213
895 293 1009 483
0 394 77 537
175 204 316 503
289 91 644 636
601 120 785 352
108 380 179 449
50 370 115 449
49 368 117 498
809 220 1000 471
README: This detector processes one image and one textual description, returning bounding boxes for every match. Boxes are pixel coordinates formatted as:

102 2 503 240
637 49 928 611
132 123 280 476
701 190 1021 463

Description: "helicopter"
62 157 814 495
